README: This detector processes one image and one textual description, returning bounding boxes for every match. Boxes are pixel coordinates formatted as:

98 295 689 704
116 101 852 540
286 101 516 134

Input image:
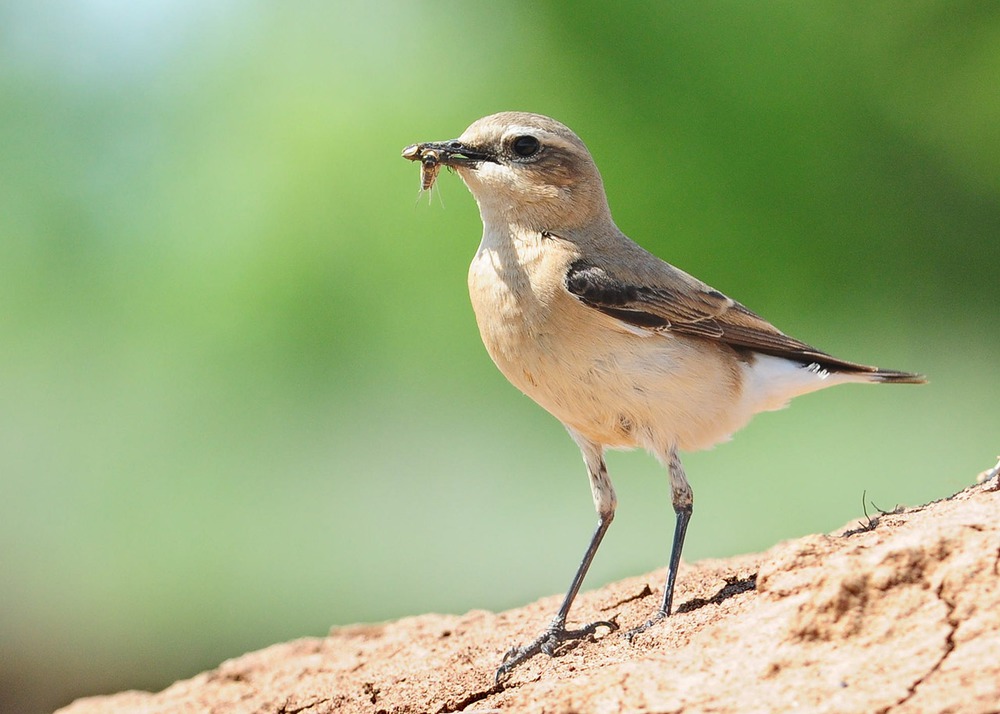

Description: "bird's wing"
563 259 856 367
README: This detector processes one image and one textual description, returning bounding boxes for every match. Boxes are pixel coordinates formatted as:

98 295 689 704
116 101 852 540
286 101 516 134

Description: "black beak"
401 140 494 167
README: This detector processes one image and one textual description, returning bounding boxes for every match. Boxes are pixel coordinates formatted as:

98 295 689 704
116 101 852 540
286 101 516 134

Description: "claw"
495 618 618 685
500 645 520 665
624 610 666 643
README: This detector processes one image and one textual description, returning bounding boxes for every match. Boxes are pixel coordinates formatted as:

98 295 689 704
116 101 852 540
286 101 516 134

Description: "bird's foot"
495 617 618 684
623 609 666 643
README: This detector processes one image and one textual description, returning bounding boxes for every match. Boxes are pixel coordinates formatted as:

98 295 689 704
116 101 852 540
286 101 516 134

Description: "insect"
419 150 441 191
402 144 442 192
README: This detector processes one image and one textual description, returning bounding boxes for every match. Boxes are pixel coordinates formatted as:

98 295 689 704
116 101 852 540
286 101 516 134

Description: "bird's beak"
401 140 493 167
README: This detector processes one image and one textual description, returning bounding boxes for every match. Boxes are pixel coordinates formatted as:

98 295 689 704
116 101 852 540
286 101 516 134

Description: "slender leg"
495 435 619 683
626 446 693 640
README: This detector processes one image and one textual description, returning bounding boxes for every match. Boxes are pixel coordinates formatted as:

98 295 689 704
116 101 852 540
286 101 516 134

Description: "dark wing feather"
565 260 911 376
564 261 726 338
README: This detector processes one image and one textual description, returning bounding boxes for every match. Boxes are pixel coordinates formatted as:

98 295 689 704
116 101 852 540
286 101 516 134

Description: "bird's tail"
742 354 925 415
805 352 927 385
813 355 927 385
862 368 927 385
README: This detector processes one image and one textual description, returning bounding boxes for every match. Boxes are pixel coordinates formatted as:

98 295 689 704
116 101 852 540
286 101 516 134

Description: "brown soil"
58 479 1000 714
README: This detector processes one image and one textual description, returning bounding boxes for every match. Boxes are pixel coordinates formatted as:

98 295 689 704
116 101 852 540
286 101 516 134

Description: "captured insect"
402 144 443 192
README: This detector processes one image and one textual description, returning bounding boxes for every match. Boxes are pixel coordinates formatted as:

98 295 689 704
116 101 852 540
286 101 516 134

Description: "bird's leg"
626 446 693 641
495 517 616 682
495 437 619 684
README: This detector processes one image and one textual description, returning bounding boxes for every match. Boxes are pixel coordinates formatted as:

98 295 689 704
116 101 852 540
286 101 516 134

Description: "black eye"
511 135 540 158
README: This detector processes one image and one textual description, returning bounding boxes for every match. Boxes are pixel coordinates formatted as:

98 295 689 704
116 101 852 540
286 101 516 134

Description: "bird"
401 112 925 683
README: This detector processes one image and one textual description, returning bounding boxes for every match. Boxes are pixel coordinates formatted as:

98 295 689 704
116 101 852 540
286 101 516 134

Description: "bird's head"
403 112 612 232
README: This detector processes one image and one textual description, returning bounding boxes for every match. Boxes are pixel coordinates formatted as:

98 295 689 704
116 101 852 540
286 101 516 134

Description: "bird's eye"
511 135 541 158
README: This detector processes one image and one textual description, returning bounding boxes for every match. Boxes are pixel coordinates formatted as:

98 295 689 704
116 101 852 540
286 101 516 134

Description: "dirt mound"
58 479 1000 714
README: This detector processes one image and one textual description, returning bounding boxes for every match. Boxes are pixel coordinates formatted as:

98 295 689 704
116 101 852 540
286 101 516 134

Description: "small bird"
402 112 924 682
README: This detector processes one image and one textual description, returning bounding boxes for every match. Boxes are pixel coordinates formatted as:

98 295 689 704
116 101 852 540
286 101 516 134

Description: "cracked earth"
59 480 1000 714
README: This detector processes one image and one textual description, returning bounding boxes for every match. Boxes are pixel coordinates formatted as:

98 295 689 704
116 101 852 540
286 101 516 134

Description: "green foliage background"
2 2 997 711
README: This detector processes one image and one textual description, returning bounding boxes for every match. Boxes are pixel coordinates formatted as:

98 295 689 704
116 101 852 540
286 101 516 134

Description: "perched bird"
402 112 924 682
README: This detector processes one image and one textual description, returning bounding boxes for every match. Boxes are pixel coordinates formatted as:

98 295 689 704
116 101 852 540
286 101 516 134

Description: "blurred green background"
2 2 998 712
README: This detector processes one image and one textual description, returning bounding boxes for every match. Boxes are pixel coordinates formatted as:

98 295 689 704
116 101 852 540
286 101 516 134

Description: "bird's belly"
468 254 750 452
538 335 752 453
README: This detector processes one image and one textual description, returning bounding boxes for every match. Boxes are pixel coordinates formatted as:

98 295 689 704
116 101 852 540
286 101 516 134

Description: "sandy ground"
58 477 1000 714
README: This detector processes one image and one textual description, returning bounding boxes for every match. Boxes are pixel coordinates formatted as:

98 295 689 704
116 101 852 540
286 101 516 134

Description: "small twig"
843 490 903 537
857 490 879 532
